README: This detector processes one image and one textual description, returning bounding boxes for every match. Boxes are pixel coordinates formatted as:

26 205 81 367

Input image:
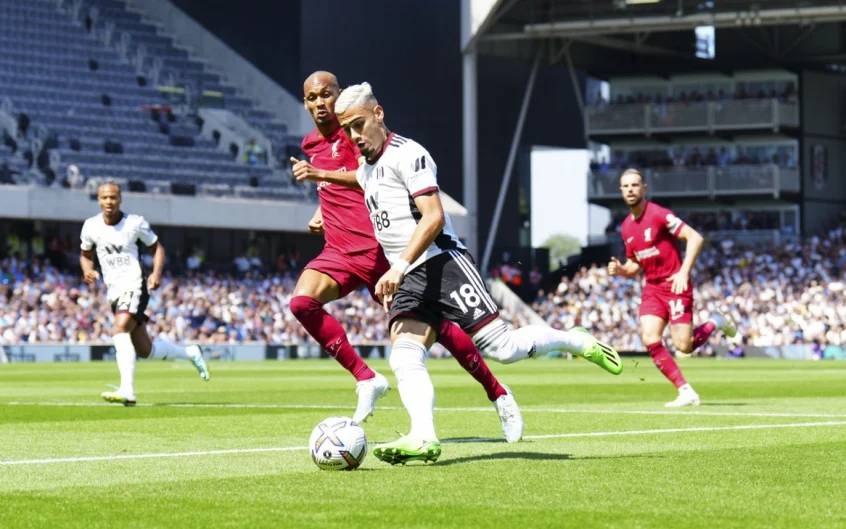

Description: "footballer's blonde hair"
619 167 644 183
334 82 378 116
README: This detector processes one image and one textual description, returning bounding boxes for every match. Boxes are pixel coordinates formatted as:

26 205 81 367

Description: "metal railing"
585 98 799 135
589 165 799 199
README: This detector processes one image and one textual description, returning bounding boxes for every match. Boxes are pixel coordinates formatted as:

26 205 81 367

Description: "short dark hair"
97 179 122 195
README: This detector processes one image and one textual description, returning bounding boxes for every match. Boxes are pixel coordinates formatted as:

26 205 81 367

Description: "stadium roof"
468 0 846 75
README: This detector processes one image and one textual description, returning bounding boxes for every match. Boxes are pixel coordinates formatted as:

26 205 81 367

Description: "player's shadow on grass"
442 436 505 444
436 451 574 466
699 402 749 407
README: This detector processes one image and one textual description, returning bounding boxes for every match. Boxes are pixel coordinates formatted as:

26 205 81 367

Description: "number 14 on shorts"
669 298 684 320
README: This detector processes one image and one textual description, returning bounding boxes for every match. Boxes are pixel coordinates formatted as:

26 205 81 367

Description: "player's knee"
641 332 662 348
474 324 530 364
388 338 427 374
289 295 320 320
674 337 694 354
113 317 134 334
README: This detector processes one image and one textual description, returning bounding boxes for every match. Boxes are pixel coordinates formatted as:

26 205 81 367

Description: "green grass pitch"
1 358 845 529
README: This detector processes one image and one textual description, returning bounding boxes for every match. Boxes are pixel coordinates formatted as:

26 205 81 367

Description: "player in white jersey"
299 82 622 465
80 182 209 406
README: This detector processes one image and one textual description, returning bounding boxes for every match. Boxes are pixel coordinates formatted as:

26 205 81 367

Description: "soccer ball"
309 417 367 471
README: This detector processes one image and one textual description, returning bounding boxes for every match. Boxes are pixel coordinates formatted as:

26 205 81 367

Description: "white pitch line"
5 400 846 419
0 446 308 466
2 420 846 466
524 420 846 440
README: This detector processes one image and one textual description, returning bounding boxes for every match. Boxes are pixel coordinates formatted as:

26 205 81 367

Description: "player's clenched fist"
147 272 162 291
290 157 324 182
308 209 324 234
376 268 404 311
82 269 100 285
607 256 622 276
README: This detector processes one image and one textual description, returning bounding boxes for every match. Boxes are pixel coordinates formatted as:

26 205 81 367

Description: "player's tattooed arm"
147 241 165 290
668 224 704 294
79 249 100 285
607 256 640 278
290 157 360 189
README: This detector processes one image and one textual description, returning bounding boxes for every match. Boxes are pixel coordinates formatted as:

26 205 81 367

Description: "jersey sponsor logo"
102 243 124 255
365 192 379 213
634 246 661 261
644 228 652 242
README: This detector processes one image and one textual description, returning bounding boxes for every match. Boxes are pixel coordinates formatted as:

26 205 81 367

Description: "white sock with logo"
389 339 437 441
113 332 136 397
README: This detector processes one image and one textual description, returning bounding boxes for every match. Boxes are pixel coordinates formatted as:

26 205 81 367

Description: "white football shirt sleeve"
80 220 94 251
399 144 439 197
355 166 366 189
136 217 158 247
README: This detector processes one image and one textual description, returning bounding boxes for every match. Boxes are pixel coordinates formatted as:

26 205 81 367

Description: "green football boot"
373 435 442 465
100 390 136 407
574 327 623 375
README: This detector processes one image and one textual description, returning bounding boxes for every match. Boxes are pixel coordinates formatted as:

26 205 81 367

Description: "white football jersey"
356 133 464 271
80 213 158 301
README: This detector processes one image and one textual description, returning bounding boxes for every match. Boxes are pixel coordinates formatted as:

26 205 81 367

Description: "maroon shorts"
305 246 389 301
639 281 693 324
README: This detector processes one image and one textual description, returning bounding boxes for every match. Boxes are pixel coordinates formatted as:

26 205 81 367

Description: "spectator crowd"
1 225 845 353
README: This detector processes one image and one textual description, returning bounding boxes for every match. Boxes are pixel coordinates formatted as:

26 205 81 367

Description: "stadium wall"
801 70 846 233
169 0 586 254
0 185 316 231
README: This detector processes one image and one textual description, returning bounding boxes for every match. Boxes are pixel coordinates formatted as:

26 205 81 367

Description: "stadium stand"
0 0 308 200
2 223 844 356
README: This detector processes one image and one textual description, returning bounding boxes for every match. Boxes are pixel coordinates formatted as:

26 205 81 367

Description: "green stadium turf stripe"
524 420 846 440
5 401 846 419
2 421 845 466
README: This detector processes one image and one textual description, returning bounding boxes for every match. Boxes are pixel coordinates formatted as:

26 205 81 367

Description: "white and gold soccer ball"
309 417 367 471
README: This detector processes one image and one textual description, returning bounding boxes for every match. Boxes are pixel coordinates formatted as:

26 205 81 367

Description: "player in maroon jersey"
288 71 522 440
608 168 737 407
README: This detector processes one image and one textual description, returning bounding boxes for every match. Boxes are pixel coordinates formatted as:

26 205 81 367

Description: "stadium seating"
0 0 308 199
2 224 844 351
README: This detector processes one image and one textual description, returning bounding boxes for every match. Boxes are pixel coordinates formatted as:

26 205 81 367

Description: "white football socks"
112 332 136 397
513 324 592 356
150 337 198 360
388 339 437 441
473 319 593 363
